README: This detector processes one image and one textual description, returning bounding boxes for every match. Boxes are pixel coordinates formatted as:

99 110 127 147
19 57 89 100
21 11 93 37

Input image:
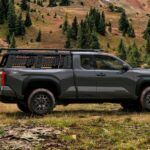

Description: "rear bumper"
0 86 17 103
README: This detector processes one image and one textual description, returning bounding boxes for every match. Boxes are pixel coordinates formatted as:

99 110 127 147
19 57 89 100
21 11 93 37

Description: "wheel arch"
22 76 61 98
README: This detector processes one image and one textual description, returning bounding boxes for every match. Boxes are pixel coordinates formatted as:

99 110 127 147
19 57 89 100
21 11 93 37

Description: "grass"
0 103 149 149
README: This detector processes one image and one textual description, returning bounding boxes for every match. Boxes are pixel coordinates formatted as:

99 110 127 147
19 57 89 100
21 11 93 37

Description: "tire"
27 88 55 115
121 101 141 111
140 87 150 111
17 101 30 113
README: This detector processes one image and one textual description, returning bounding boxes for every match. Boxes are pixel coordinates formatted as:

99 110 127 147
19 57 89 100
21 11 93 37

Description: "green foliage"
0 0 5 24
77 20 100 49
127 24 135 38
9 32 16 48
127 41 140 67
108 3 124 13
15 13 26 36
119 11 129 36
60 0 70 6
71 16 78 40
48 0 57 7
62 14 68 33
143 18 150 40
25 11 32 27
36 29 42 42
145 35 150 54
117 39 126 60
20 0 28 10
7 0 16 34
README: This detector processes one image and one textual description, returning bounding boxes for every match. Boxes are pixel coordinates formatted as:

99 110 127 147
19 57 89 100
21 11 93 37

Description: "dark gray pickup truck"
0 48 150 115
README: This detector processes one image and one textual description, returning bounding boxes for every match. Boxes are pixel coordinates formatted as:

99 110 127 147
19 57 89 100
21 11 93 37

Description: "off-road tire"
27 88 55 115
140 87 150 111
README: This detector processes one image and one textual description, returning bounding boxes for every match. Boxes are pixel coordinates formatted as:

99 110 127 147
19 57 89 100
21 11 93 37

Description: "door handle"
96 73 106 77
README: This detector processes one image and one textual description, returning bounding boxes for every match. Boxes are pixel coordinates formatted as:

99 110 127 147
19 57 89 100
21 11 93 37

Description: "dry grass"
0 103 150 149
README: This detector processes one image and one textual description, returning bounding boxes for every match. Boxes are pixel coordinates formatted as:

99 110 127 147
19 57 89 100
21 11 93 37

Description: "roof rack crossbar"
0 48 102 53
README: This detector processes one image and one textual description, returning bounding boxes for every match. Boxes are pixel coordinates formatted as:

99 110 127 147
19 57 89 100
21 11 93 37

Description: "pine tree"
0 0 5 24
36 30 41 42
117 39 126 60
60 0 70 6
127 41 140 67
62 14 68 33
127 23 135 38
9 32 16 48
108 21 112 33
145 35 150 55
48 0 57 7
97 14 106 35
119 11 129 35
64 27 71 48
90 32 100 49
20 0 28 10
71 16 78 40
25 11 32 27
15 13 25 36
143 18 150 40
7 0 16 34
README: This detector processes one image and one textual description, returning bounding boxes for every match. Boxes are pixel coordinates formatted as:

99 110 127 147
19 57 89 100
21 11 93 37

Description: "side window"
80 55 95 69
95 55 124 70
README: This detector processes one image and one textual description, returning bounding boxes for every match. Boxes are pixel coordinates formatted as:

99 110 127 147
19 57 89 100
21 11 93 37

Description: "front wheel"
140 87 150 111
27 88 55 115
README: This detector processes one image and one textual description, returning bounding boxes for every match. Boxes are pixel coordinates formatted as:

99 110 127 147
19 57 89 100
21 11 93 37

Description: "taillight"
1 71 6 86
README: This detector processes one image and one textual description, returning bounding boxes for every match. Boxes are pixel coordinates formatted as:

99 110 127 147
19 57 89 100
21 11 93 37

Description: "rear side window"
80 55 95 69
4 54 72 69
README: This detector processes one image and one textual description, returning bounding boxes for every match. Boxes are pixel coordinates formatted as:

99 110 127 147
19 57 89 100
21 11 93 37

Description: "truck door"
74 54 97 99
94 55 134 100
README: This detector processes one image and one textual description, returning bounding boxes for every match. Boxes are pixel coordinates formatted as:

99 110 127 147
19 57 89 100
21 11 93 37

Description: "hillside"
0 0 149 52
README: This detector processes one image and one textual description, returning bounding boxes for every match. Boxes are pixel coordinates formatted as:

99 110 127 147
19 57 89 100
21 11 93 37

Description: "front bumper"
0 86 17 103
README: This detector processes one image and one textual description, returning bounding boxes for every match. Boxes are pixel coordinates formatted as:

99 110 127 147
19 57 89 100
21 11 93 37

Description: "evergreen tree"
36 30 41 42
127 23 135 38
0 0 5 24
9 32 16 48
145 35 150 55
7 0 16 34
64 27 71 48
15 13 25 36
25 11 32 27
60 0 70 6
117 39 126 60
71 16 78 40
62 14 68 33
90 32 100 49
20 0 28 10
143 18 150 40
97 15 106 35
127 41 140 67
119 11 129 35
48 0 57 7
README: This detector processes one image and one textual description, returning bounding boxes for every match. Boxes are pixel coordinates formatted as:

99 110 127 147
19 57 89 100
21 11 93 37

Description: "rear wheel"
17 101 30 113
27 88 55 115
140 87 150 111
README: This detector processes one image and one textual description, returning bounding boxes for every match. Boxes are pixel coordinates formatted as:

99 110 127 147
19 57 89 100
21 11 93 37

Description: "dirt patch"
126 0 144 10
0 125 68 150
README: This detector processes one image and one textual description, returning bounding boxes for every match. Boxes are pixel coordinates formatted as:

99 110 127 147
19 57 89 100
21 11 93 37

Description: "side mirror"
122 64 129 72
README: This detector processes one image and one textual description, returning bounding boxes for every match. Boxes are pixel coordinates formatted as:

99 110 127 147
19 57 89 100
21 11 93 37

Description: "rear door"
74 54 97 99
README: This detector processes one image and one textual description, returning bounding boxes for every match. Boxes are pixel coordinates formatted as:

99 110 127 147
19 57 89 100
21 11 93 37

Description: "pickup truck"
0 48 150 115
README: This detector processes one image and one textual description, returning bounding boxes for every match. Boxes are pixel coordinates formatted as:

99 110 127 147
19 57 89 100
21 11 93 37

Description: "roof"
0 48 104 55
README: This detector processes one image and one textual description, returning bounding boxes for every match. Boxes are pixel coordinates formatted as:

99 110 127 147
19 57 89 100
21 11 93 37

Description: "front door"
94 55 134 100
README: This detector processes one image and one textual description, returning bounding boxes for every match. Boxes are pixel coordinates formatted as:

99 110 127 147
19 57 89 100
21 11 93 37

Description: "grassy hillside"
0 0 149 52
